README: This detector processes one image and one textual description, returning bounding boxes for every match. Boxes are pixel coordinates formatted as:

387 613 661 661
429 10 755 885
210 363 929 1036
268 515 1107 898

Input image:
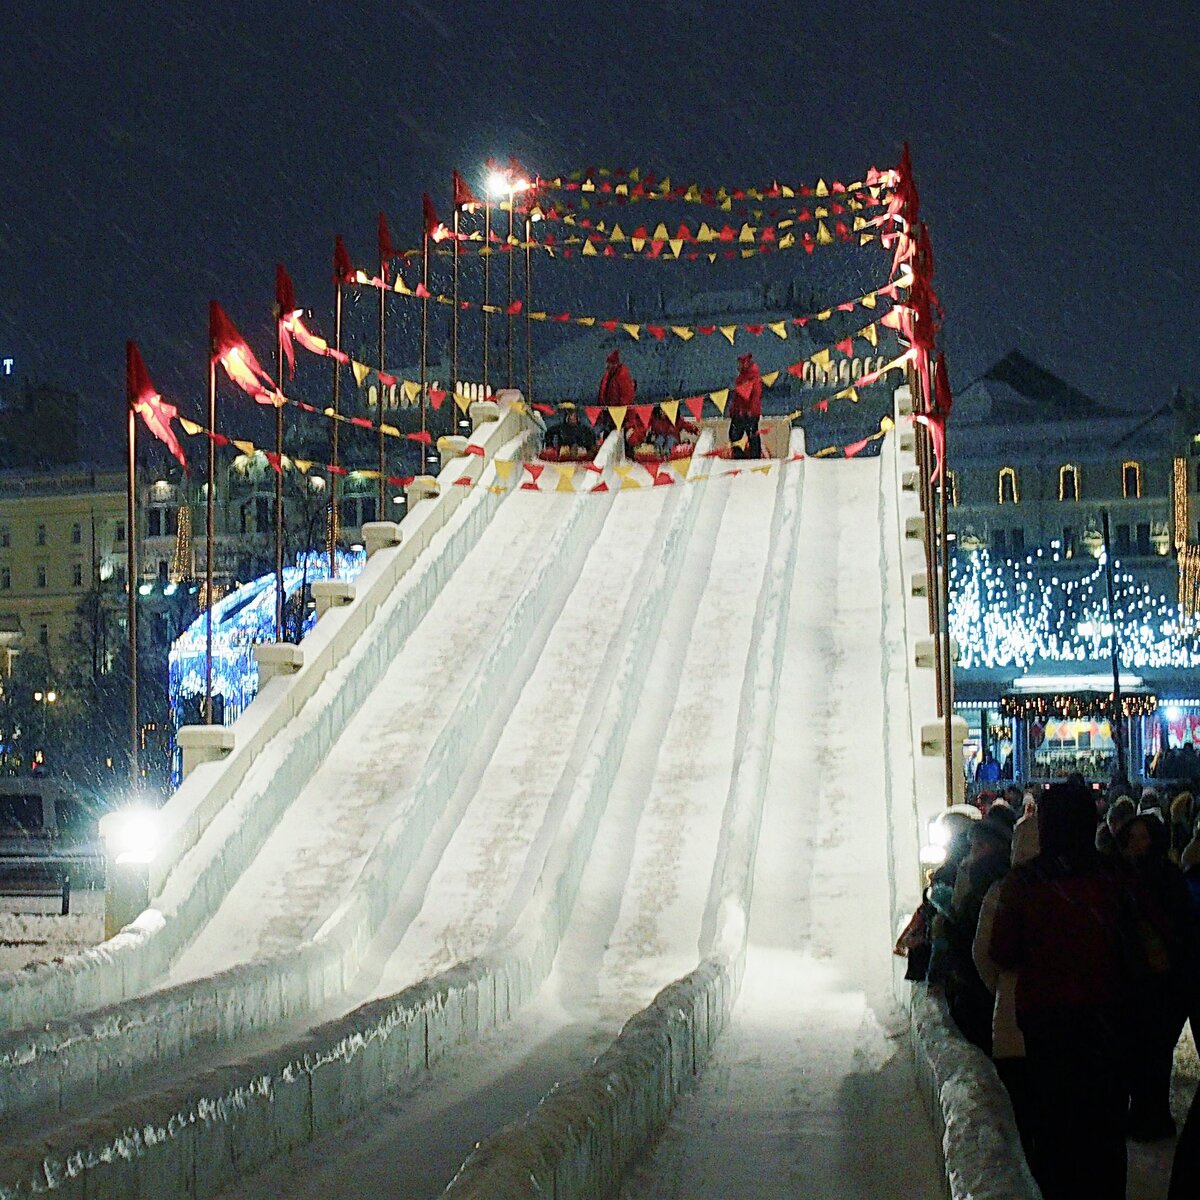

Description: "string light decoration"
1179 545 1200 626
1173 457 1189 552
1058 464 1080 502
998 467 1019 505
948 547 1200 670
168 548 365 737
170 504 193 584
1122 460 1142 501
999 692 1158 721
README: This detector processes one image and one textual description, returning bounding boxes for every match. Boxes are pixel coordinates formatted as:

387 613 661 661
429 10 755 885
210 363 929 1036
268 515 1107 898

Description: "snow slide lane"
619 457 944 1200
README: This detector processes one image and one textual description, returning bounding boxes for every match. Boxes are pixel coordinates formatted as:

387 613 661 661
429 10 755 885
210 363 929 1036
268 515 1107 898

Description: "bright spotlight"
487 170 510 197
99 807 162 865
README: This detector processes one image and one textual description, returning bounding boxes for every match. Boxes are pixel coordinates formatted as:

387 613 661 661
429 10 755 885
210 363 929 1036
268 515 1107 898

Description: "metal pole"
205 358 216 725
421 232 430 446
524 207 533 405
329 281 342 578
1102 510 1127 781
939 447 954 804
506 198 514 388
451 206 460 399
274 316 285 642
378 253 387 519
126 400 138 784
480 204 489 393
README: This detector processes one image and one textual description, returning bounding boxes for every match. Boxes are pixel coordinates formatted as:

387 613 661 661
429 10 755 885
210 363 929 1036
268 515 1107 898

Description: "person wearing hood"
989 782 1131 1200
594 350 637 441
1117 811 1197 1142
728 352 763 459
1097 793 1136 858
543 408 597 458
645 406 699 456
1171 790 1198 863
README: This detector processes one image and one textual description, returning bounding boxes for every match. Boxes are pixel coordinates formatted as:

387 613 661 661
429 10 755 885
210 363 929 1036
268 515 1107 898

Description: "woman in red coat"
729 352 762 459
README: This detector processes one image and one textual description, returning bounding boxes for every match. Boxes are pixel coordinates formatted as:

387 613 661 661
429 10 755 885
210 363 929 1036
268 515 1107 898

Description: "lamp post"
486 168 529 392
31 689 56 768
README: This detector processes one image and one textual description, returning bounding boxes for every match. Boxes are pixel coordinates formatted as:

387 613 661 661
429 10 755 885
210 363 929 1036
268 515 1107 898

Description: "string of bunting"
366 269 908 344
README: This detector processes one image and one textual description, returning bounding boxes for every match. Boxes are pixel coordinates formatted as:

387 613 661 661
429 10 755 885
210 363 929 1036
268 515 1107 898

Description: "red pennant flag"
127 341 186 469
585 406 602 424
591 480 609 493
423 193 450 241
745 324 764 336
533 402 556 415
552 311 571 322
843 435 872 458
599 320 619 332
334 236 355 285
414 282 432 299
378 370 397 386
453 476 473 487
378 211 396 272
453 169 482 212
521 481 540 491
265 452 283 474
835 337 854 356
697 325 716 336
633 404 653 427
786 362 806 378
210 301 283 406
406 431 432 445
523 462 545 480
645 325 667 340
653 472 674 487
684 396 704 420
275 263 299 378
506 299 523 315
429 388 447 410
465 443 486 456
327 463 348 476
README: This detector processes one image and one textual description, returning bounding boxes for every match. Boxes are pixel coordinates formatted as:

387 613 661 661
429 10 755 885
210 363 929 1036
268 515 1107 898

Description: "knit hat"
738 352 754 368
1106 795 1137 838
606 349 621 365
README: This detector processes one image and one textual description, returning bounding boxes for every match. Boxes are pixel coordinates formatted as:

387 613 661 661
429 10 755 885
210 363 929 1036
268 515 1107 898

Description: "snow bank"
0 406 541 1118
876 417 1040 1200
442 441 805 1200
0 437 704 1200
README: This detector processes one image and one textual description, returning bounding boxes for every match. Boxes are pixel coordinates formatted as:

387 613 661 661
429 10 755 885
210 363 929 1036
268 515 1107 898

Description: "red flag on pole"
378 211 396 277
423 193 450 242
453 169 482 212
210 300 284 406
275 263 299 378
127 341 186 469
334 235 356 285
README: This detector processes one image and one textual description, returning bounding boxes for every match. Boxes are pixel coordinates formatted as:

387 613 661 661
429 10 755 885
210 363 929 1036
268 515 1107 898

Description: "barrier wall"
0 404 542 1117
0 435 709 1200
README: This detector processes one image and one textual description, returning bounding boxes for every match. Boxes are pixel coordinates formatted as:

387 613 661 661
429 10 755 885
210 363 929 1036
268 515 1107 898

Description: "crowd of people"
541 349 762 461
897 778 1200 1200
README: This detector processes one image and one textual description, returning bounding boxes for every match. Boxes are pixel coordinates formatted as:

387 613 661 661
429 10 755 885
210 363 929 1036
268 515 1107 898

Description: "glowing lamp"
487 171 510 198
100 807 161 866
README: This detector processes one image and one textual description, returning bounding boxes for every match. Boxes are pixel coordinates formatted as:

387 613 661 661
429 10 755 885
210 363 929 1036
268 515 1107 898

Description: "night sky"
2 0 1196 422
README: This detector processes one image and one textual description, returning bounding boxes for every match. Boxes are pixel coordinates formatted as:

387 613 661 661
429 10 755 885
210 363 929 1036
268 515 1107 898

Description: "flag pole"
205 351 216 724
329 275 342 578
524 199 533 406
124 352 139 786
378 248 387 519
451 201 460 410
274 303 285 642
420 229 430 448
506 195 514 387
482 202 491 395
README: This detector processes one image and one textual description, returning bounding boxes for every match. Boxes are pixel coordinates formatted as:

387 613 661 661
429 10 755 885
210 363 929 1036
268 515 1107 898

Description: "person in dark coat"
728 352 762 459
989 782 1133 1200
1117 812 1197 1141
543 409 597 458
645 407 699 455
594 349 635 436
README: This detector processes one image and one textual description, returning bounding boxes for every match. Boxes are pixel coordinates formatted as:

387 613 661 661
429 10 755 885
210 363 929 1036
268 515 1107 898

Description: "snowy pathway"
620 459 945 1200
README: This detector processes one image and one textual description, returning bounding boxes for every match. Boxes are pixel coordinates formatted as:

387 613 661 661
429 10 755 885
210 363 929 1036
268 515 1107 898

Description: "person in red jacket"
646 407 700 455
594 349 635 438
729 352 763 459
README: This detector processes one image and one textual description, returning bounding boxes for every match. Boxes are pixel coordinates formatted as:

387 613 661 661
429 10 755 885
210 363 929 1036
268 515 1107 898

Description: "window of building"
1116 524 1132 556
36 565 47 588
998 467 1018 505
992 528 1008 556
71 522 82 545
37 624 49 648
1122 461 1141 500
158 559 169 583
944 470 959 507
115 520 126 543
255 496 271 533
0 567 9 590
71 563 83 588
35 524 47 546
149 509 162 537
0 527 9 548
1059 465 1080 501
1062 527 1075 557
1011 528 1025 555
1136 523 1151 556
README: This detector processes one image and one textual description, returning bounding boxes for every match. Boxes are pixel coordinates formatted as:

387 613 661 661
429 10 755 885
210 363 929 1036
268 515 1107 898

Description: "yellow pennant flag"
811 348 832 372
395 276 412 294
669 238 684 258
576 316 596 327
719 326 737 345
862 323 878 347
583 239 598 256
720 196 732 212
741 249 755 259
815 178 829 197
482 304 500 314
853 216 867 232
710 388 729 413
494 458 516 482
653 222 669 241
817 309 832 321
555 465 576 492
380 424 400 437
768 321 788 339
529 311 548 321
672 326 695 341
708 253 718 263
761 370 780 388
880 415 895 433
402 379 421 404
351 360 371 386
860 233 877 246
609 224 626 242
778 232 795 249
781 184 795 198
861 292 877 309
814 206 828 219
232 439 257 456
595 220 607 233
751 464 772 475
454 391 472 413
294 459 313 473
738 224 755 244
632 237 646 253
696 222 715 243
615 183 628 197
622 323 640 340
817 221 834 245
179 417 203 435
610 405 628 430
660 400 679 424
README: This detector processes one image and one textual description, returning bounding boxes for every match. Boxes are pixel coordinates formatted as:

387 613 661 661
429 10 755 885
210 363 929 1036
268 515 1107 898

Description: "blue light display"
948 549 1199 670
168 549 365 730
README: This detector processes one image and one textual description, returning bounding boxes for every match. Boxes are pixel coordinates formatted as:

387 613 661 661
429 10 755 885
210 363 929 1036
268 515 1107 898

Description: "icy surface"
619 460 945 1200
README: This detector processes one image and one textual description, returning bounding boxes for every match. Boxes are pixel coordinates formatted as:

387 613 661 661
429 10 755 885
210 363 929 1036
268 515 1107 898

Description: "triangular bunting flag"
660 400 679 424
494 458 516 482
817 221 834 245
761 370 780 387
672 326 695 341
351 360 371 386
768 321 788 339
710 389 729 413
684 396 704 420
622 323 640 340
719 326 737 345
862 323 878 346
610 406 628 430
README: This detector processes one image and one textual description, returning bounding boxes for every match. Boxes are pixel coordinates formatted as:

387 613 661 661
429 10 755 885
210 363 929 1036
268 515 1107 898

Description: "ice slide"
0 407 980 1200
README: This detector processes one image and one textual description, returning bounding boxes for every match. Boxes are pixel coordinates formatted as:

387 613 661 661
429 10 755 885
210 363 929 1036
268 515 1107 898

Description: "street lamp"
487 168 529 389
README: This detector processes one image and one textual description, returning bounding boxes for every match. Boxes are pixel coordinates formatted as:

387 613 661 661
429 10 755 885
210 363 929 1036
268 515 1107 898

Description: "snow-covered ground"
0 888 103 974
